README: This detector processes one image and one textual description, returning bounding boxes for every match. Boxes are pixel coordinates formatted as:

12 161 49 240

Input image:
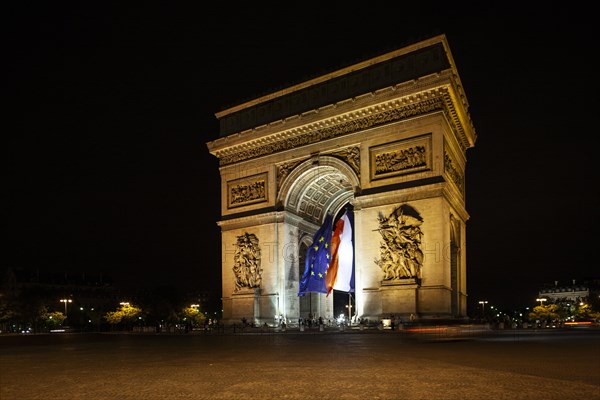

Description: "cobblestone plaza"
1 329 598 399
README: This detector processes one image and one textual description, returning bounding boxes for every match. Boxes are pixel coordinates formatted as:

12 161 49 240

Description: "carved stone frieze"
444 152 464 193
329 146 360 177
374 145 426 174
227 172 268 209
233 233 262 292
374 204 424 282
277 159 305 192
369 134 431 181
217 95 445 166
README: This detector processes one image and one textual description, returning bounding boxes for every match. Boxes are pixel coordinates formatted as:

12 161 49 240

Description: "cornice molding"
209 82 474 167
217 211 284 231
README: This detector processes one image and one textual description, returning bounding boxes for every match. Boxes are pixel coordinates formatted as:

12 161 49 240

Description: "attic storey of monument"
206 34 476 325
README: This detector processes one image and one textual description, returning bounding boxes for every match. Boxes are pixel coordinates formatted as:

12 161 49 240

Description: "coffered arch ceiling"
285 165 354 226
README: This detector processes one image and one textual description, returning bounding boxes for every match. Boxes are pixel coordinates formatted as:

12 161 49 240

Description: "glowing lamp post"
345 304 353 324
478 300 488 313
60 299 72 324
536 298 547 306
60 299 72 316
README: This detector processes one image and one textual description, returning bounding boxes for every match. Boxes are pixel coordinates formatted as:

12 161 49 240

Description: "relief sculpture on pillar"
233 233 262 292
374 204 424 282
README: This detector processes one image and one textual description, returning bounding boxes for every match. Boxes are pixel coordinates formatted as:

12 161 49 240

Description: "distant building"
538 279 599 306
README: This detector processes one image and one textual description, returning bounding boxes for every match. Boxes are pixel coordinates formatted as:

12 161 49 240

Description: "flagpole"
348 293 352 325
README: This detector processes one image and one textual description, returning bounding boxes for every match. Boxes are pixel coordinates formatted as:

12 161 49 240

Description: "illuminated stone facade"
206 35 476 325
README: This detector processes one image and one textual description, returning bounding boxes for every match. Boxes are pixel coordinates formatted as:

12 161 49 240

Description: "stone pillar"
380 279 419 316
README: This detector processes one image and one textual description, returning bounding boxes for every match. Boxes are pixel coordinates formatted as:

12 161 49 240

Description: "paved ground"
1 328 599 400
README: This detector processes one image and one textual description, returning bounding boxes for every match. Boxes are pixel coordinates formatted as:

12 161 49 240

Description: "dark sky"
6 4 597 312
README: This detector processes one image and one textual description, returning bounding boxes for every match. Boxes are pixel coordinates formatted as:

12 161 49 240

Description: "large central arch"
279 155 359 323
207 35 476 326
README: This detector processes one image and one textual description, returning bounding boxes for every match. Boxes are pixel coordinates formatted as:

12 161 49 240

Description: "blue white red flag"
326 211 354 295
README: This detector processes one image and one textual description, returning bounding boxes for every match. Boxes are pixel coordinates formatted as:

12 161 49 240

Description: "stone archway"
278 156 359 324
207 35 476 325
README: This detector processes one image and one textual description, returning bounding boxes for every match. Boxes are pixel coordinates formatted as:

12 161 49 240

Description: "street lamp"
478 300 488 315
345 304 353 320
479 300 487 318
60 299 72 317
536 298 547 306
346 293 354 324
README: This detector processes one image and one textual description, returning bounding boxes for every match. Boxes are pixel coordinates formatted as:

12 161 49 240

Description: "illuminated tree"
103 303 142 330
44 311 66 328
181 306 206 329
528 304 560 325
104 310 123 325
575 303 600 322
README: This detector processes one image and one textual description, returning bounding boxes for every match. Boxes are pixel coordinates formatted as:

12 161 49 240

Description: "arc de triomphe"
206 34 476 326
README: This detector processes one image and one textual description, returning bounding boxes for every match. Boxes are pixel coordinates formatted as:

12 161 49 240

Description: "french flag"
326 210 354 296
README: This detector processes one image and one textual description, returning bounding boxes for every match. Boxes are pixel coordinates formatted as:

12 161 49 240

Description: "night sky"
6 4 597 312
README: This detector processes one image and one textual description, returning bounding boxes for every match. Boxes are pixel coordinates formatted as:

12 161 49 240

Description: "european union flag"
298 213 334 296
